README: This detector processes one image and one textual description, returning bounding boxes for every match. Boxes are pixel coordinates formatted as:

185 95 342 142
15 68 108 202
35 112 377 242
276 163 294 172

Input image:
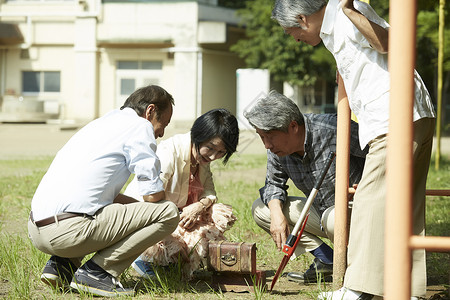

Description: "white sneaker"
318 287 374 300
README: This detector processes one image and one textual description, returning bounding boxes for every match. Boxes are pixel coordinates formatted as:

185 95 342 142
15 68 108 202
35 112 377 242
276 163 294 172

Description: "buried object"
207 241 266 292
207 241 256 273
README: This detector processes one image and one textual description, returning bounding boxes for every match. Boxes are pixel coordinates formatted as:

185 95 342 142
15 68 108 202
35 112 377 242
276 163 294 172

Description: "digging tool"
269 151 336 291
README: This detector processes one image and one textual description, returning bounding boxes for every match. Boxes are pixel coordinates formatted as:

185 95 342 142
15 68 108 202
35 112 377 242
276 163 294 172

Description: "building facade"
0 0 245 127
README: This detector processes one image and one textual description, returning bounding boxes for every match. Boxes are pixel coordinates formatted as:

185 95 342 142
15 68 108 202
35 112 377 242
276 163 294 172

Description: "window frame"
22 70 61 96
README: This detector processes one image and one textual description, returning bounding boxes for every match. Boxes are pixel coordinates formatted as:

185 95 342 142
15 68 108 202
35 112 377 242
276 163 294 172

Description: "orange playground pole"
410 236 450 252
385 0 416 299
333 75 351 289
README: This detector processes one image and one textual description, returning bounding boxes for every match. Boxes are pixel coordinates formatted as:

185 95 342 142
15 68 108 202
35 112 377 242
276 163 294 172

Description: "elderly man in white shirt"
272 0 436 299
28 85 179 297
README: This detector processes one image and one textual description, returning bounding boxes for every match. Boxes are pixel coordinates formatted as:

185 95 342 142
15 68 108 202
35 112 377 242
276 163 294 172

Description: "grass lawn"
0 153 448 299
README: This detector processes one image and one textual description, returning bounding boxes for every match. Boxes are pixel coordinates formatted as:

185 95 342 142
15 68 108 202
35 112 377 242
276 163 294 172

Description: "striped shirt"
260 113 367 216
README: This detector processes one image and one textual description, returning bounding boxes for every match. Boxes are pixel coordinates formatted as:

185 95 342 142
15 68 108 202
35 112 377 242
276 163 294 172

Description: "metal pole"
385 0 416 299
410 236 450 252
435 0 445 170
332 75 350 289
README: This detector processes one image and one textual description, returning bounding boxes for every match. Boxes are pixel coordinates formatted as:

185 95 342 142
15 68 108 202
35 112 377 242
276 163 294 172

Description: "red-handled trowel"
269 151 336 291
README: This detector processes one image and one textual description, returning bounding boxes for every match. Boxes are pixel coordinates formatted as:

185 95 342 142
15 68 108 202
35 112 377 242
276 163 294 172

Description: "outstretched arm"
340 0 389 53
143 190 165 203
268 199 290 251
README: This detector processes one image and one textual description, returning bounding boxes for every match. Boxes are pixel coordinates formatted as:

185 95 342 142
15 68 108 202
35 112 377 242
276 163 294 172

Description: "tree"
218 0 246 9
370 0 450 106
416 6 450 108
230 0 335 88
231 0 449 118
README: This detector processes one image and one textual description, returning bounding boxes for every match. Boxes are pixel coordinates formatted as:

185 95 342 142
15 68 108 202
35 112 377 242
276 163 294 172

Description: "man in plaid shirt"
244 90 367 283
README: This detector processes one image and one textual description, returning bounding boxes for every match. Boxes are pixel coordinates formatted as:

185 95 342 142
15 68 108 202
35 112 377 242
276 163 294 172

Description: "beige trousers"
344 118 435 297
252 196 335 258
28 200 179 277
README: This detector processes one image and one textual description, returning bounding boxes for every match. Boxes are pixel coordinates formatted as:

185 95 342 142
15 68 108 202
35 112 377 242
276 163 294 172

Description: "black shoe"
287 258 333 283
40 256 78 289
70 260 134 297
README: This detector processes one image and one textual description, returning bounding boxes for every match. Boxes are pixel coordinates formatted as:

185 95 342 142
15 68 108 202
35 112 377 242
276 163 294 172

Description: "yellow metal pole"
435 0 445 170
385 0 416 299
333 75 350 290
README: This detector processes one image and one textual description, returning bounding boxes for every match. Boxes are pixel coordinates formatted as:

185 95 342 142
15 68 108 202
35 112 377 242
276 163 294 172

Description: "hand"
269 211 290 251
348 183 358 201
179 202 204 229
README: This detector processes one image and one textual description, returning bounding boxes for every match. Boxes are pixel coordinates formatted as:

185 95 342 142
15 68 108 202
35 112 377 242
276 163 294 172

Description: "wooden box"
207 241 256 274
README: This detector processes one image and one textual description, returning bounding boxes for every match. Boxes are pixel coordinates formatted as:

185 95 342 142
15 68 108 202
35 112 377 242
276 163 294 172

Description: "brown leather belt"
29 211 84 227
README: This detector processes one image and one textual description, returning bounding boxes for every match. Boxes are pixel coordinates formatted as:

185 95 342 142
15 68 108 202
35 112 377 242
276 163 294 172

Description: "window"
120 78 136 96
115 60 163 108
117 61 162 70
22 71 60 93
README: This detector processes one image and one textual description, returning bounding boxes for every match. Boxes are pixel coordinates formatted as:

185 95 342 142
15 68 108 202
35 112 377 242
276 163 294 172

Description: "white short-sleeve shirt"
31 108 164 221
320 0 435 148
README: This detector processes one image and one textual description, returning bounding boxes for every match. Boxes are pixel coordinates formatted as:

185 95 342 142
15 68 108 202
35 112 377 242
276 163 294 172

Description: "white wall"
0 1 245 126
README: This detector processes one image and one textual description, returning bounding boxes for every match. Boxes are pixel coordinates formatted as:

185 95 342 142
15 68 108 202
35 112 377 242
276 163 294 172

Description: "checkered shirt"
260 113 367 216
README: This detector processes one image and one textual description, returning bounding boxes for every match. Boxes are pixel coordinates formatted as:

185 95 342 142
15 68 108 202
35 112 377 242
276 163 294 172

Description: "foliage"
218 0 245 9
368 0 450 128
230 0 449 103
0 154 448 298
230 0 335 87
356 0 450 96
416 8 450 103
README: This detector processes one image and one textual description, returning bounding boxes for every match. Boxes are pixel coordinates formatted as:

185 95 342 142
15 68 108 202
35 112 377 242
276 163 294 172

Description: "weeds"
250 272 268 300
0 154 448 299
0 234 44 299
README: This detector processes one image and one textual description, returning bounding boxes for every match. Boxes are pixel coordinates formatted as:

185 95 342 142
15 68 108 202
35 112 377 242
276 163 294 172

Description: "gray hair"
272 0 327 28
243 90 304 132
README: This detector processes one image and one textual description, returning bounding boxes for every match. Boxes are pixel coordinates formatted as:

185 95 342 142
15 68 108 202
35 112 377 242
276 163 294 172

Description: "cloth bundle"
141 203 237 279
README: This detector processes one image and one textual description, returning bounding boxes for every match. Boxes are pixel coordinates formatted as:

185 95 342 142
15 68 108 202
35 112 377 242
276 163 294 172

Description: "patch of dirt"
0 279 10 298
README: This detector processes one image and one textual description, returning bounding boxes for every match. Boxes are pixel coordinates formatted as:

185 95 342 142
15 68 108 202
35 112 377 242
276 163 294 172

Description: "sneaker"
40 256 78 289
318 287 374 300
132 257 157 280
70 260 134 297
287 258 333 283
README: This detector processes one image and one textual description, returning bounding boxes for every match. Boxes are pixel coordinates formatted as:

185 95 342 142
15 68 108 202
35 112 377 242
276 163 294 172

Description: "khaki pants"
344 118 434 297
252 196 335 258
28 200 179 277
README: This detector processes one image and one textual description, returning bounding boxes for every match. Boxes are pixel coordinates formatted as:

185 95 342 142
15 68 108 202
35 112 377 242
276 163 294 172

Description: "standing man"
272 1 436 299
244 90 366 283
28 85 179 297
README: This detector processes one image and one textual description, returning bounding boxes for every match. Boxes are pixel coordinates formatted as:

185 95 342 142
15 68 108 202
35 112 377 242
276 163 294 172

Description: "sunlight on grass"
0 157 53 178
0 154 448 299
0 234 47 299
